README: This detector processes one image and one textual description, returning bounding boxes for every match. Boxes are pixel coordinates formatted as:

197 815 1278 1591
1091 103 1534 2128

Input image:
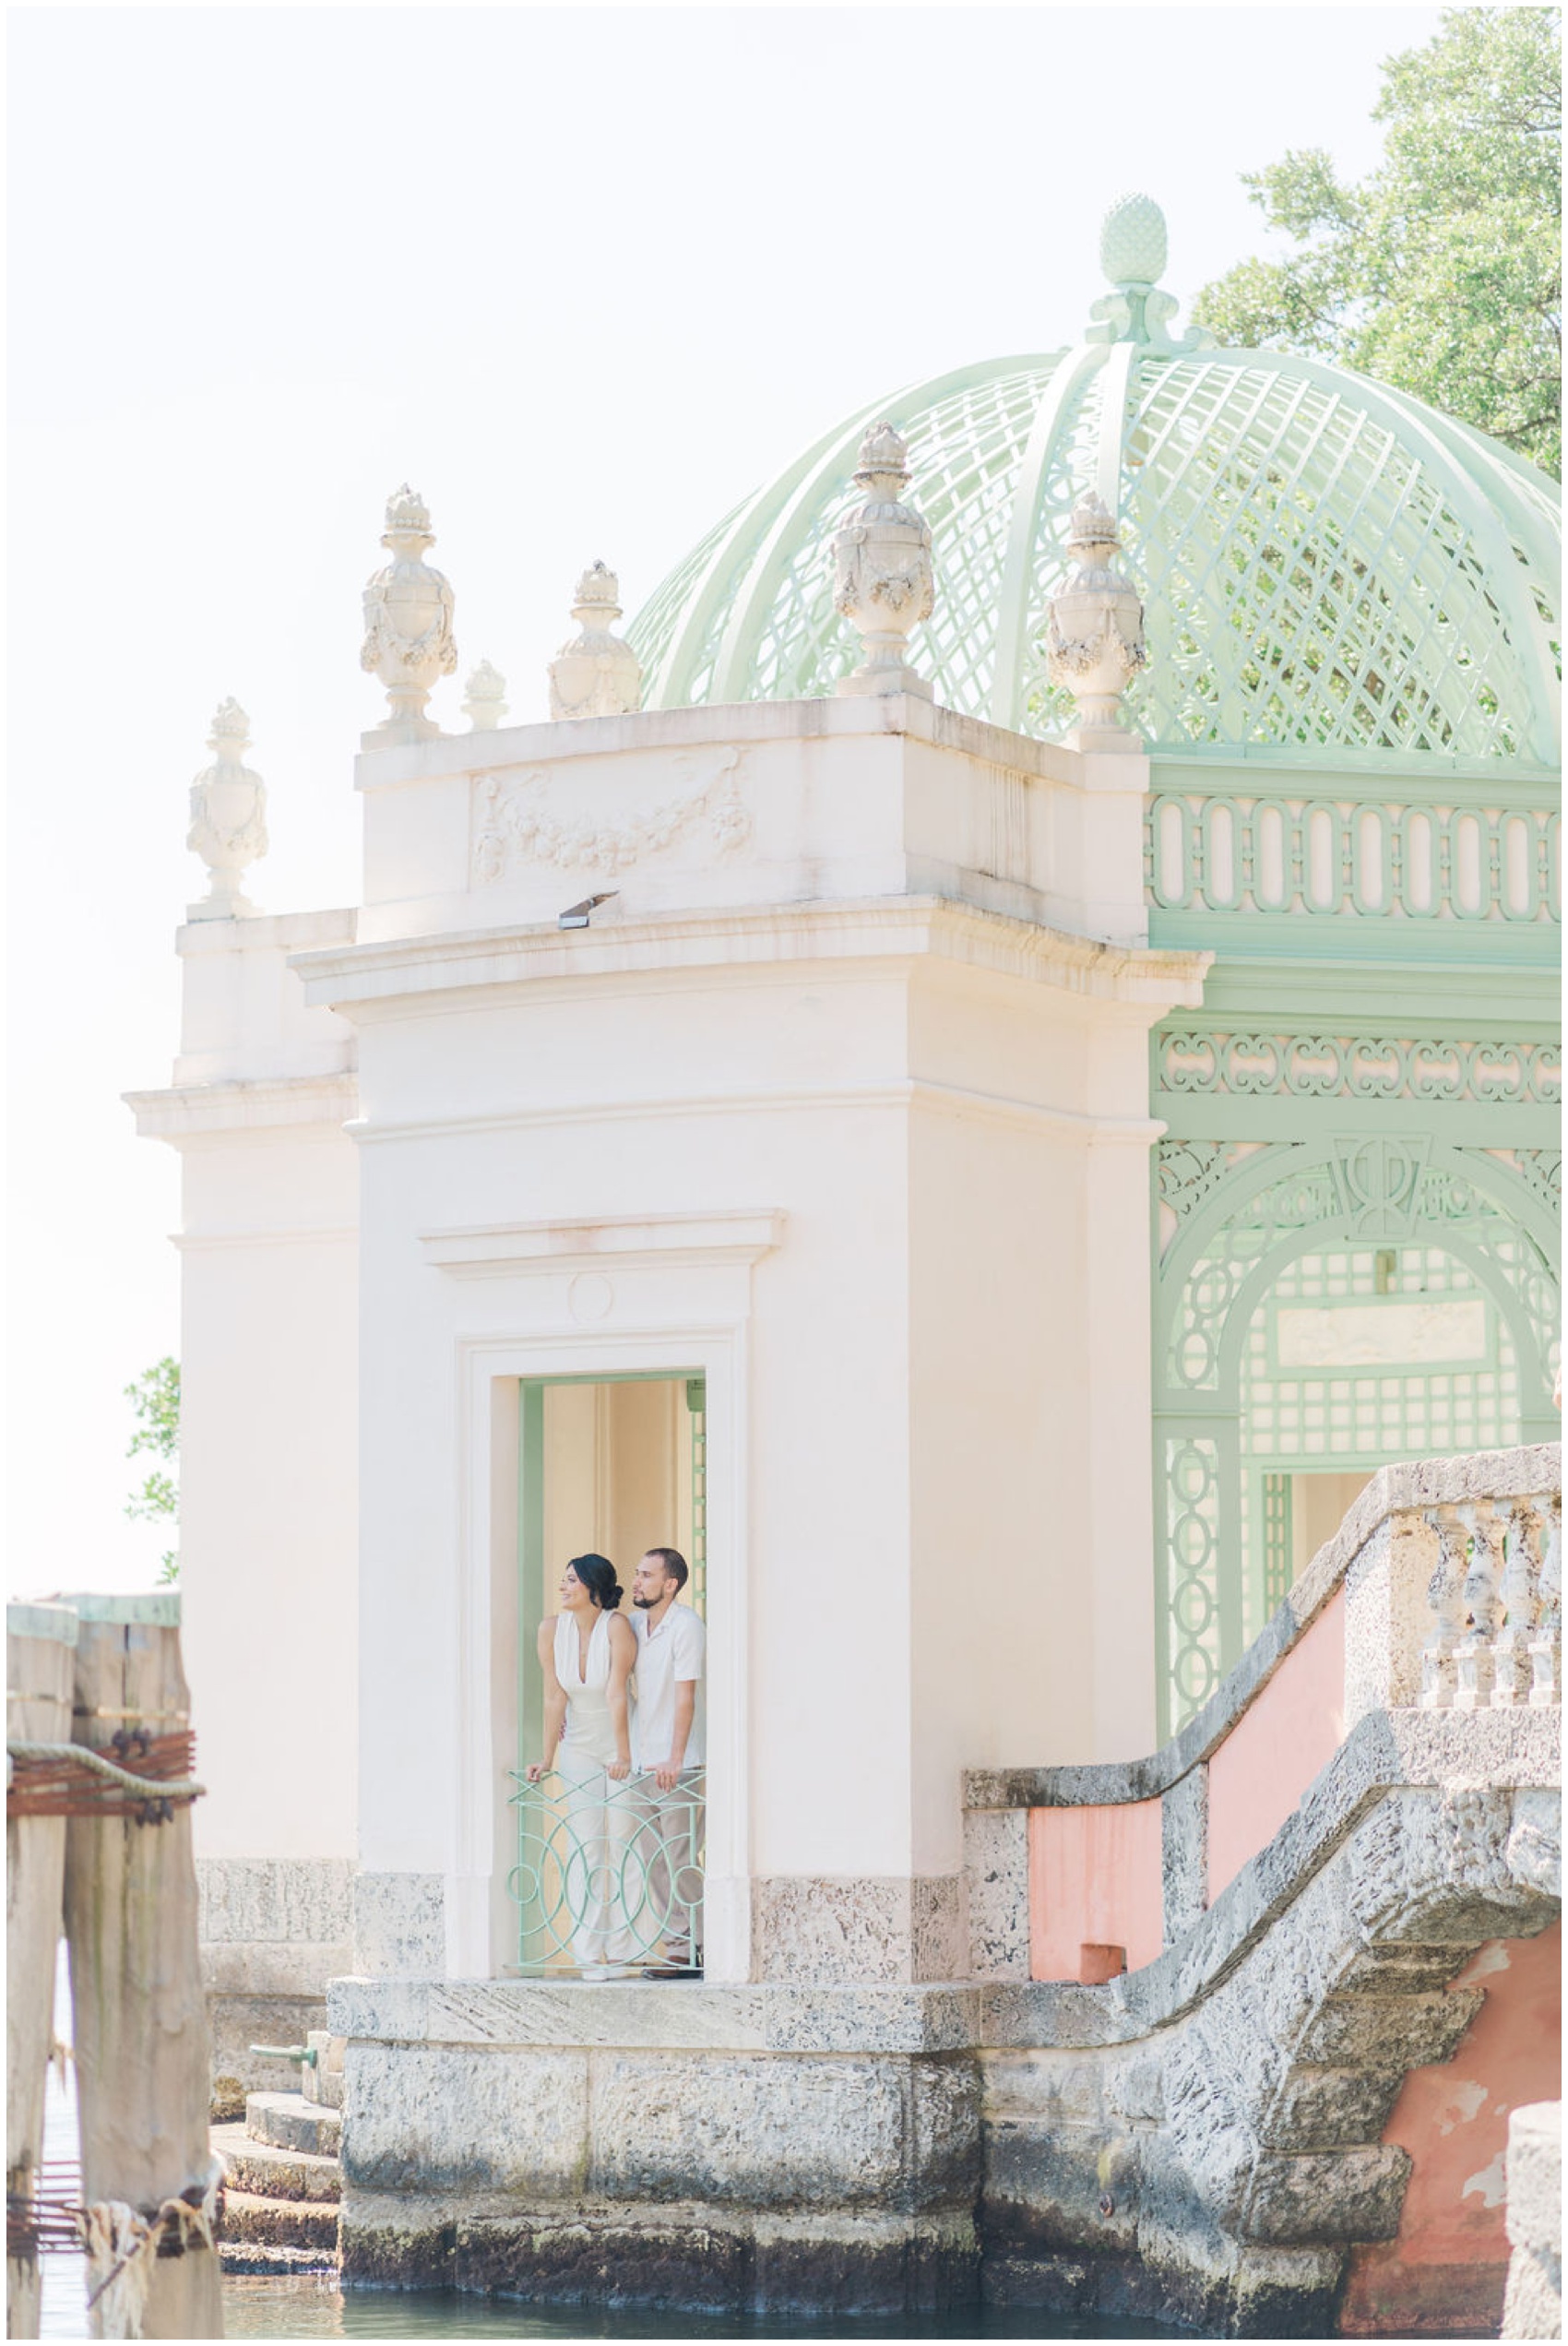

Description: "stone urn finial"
463 660 509 732
832 423 934 699
547 562 643 720
1044 493 1146 738
360 482 457 741
186 698 267 920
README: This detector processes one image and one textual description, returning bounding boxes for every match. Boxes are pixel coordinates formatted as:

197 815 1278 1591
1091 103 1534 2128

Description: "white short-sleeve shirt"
629 1602 706 1771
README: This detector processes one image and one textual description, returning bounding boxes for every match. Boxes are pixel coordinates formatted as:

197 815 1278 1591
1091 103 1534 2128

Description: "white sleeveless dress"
553 1609 623 1770
552 1608 636 1966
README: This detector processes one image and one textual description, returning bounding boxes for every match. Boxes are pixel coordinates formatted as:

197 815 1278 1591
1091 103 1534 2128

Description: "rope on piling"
78 2159 225 2339
6 1731 205 1821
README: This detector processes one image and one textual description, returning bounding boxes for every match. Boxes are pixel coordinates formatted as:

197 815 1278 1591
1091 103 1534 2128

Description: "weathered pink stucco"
1339 1922 1562 2336
1028 1797 1164 1981
1206 1589 1346 1903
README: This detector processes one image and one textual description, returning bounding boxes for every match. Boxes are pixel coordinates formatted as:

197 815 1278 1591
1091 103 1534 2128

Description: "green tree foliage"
125 1355 180 1584
1194 8 1562 476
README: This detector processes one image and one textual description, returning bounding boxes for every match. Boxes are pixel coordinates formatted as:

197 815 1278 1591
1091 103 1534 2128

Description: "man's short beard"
632 1591 656 1608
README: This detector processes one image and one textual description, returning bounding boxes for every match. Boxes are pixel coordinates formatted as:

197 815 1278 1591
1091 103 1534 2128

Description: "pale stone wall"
1503 2102 1562 2341
138 694 1203 1978
128 907 362 1870
289 698 1204 1980
350 696 1152 951
196 1855 354 2114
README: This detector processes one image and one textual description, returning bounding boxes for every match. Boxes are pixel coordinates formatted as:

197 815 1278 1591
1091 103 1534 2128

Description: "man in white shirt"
629 1546 706 1976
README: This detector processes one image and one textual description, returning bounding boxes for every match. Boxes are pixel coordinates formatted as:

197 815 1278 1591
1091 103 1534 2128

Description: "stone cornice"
291 897 1210 1020
352 690 1139 799
173 905 358 957
349 1079 1165 1149
172 1226 357 1252
124 1073 360 1142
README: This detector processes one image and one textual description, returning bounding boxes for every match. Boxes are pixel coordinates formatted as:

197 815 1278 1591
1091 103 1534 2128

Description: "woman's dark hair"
567 1553 623 1610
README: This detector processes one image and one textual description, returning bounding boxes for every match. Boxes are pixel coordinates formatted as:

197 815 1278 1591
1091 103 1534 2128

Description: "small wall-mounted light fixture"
558 891 618 931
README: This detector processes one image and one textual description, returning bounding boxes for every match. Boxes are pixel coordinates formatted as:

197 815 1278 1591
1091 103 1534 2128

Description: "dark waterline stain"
221 2276 1198 2340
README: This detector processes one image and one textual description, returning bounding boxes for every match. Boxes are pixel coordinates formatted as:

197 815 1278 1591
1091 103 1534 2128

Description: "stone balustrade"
1416 1496 1562 1714
954 1444 1562 2335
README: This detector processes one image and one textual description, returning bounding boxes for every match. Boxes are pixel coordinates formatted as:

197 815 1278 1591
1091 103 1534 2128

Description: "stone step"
220 2239 339 2279
244 2090 341 2158
222 2186 339 2252
213 2119 340 2203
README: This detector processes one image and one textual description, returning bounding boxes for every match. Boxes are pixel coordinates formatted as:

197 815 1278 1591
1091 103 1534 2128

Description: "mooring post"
6 1601 78 2340
59 1592 223 2340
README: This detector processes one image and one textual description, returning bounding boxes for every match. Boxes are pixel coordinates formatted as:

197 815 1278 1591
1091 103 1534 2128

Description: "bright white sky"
7 2 1444 1593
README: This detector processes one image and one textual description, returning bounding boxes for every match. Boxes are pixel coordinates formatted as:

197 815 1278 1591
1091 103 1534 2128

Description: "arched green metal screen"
629 304 1559 767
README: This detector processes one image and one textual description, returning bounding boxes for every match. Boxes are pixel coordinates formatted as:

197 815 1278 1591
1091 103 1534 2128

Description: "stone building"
129 197 1562 2332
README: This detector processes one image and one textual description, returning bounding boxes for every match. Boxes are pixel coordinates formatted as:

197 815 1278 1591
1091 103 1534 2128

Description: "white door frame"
429 1210 783 1983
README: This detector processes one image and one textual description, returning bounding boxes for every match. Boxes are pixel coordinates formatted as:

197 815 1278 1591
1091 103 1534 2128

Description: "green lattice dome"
629 198 1561 765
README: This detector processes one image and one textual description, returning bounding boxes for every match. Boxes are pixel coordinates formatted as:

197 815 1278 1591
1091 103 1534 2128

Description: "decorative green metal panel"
628 202 1560 767
686 1377 707 1614
1155 1423 1240 1722
507 1769 705 1974
1259 1472 1292 1622
1156 1030 1562 1117
1146 786 1559 959
1151 1060 1562 1738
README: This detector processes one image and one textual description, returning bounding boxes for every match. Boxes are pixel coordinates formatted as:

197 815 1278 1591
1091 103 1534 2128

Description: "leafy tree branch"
125 1355 180 1584
1194 8 1562 475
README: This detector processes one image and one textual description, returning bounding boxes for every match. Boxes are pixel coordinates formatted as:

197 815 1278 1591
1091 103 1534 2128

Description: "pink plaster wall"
1206 1590 1345 1903
1028 1797 1164 1982
1339 1922 1562 2336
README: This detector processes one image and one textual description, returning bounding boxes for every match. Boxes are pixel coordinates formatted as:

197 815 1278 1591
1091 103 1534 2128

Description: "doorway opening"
509 1372 707 1975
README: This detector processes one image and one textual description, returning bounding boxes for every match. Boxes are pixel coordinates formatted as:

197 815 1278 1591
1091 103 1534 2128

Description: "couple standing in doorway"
526 1545 706 1979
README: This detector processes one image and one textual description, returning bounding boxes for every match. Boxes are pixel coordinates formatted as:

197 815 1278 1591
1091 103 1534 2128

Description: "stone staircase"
214 2042 343 2276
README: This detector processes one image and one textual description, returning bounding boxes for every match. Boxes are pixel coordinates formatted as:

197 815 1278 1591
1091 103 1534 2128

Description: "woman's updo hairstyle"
568 1553 623 1611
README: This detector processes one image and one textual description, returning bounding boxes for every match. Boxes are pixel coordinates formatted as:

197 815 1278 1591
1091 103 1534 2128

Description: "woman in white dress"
526 1554 638 1973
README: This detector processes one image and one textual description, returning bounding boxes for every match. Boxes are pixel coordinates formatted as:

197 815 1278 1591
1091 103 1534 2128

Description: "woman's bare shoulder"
607 1609 636 1639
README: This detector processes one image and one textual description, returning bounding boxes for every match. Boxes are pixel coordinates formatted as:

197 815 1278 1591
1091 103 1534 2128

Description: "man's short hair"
644 1546 688 1592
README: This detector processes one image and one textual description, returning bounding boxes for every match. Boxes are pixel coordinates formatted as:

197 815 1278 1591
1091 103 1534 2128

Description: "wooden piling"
59 1593 222 2341
6 1601 78 2340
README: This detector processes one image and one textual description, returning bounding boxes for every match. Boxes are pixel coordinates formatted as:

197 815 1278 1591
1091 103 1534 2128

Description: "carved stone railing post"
1529 1496 1562 1708
1491 1503 1543 1706
1420 1506 1468 1710
548 564 642 720
1454 1504 1504 1712
463 660 508 732
361 483 457 742
832 423 934 699
1345 1505 1441 1724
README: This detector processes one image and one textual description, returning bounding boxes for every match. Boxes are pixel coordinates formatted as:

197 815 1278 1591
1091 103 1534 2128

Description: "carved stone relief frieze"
471 746 752 886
